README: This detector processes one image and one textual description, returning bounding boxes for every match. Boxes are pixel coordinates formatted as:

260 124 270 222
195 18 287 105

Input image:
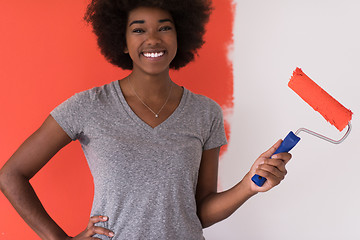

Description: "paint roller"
252 67 353 187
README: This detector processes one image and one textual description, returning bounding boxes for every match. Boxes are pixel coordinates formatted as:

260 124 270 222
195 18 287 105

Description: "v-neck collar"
112 80 188 133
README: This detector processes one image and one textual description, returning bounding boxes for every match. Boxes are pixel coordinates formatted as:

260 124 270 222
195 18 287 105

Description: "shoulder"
76 81 116 102
52 81 117 117
185 89 224 117
64 81 117 109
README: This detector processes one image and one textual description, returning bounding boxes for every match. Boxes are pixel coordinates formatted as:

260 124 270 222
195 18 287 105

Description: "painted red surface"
289 68 352 131
0 1 234 238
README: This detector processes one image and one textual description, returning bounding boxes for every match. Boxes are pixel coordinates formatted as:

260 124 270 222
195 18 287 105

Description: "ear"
124 46 129 54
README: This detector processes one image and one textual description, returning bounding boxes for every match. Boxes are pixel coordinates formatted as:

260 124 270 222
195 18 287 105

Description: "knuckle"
257 170 270 178
276 161 284 168
272 158 283 167
95 227 112 236
262 164 273 173
88 226 96 232
97 228 107 234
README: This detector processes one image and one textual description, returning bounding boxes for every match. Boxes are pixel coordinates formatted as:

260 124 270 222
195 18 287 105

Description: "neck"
128 70 172 99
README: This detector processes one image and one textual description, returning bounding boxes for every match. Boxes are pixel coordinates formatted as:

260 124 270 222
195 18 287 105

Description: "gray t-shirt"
51 80 227 240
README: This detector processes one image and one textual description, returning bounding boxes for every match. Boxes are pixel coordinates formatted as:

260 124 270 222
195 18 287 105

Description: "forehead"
127 7 173 24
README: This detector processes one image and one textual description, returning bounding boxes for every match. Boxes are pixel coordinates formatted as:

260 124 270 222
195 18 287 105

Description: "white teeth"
143 51 165 58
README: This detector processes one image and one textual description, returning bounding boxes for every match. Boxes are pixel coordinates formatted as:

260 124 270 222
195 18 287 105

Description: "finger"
255 167 284 187
252 140 282 168
84 215 111 237
263 158 289 172
260 139 283 158
88 215 109 226
257 162 287 179
272 152 292 164
87 215 108 230
86 226 115 238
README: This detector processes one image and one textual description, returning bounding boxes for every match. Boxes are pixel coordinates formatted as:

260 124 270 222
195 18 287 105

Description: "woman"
0 0 291 239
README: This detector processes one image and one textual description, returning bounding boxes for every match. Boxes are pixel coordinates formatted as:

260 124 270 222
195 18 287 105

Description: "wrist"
239 173 258 197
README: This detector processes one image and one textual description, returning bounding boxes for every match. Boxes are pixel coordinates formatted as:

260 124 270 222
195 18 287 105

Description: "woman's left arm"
195 140 291 228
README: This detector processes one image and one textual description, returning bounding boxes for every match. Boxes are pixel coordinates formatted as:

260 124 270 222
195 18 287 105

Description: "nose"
145 31 161 45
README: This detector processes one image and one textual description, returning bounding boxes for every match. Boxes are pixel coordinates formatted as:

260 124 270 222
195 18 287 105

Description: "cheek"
168 34 178 53
127 50 139 63
124 37 139 57
124 33 136 54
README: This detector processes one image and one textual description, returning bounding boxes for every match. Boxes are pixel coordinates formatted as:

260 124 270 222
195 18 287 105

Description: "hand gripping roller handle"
251 131 300 187
251 123 352 187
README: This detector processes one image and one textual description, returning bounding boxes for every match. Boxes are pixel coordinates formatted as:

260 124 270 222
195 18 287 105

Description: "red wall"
0 1 234 238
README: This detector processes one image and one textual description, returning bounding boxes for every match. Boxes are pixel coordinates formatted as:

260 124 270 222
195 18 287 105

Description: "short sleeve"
50 92 89 141
203 101 228 150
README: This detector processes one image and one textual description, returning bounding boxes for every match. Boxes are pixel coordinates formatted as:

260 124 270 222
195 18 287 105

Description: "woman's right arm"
0 115 73 239
0 115 115 240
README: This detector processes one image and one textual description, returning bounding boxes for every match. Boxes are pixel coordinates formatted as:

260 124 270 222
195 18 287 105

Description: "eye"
132 28 145 33
159 26 172 32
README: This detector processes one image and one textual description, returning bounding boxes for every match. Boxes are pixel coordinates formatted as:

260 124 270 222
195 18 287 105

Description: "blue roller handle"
251 131 301 187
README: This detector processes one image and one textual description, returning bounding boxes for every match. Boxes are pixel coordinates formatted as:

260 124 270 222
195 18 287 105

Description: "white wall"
204 0 360 239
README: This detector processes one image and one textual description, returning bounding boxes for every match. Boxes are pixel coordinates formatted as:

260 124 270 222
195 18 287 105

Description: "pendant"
155 114 159 118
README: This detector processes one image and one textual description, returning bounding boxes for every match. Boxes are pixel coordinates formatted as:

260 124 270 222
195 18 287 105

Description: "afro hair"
84 0 212 70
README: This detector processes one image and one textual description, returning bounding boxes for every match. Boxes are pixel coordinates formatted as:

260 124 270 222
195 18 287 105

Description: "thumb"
261 139 282 158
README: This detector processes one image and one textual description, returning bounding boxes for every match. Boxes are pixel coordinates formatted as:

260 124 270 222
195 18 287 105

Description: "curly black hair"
84 0 212 70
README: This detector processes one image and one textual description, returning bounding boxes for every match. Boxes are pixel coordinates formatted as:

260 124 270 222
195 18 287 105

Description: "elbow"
197 211 218 229
201 221 214 229
0 168 7 193
0 167 26 194
200 213 230 229
0 167 11 194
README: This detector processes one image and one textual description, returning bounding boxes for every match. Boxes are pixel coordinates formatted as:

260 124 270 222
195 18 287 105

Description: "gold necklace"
128 77 173 118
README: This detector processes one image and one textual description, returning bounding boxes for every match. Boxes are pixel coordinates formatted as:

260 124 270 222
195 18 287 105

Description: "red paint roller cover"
288 67 353 132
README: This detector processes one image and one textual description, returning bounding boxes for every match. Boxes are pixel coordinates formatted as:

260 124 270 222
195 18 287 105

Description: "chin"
135 64 171 76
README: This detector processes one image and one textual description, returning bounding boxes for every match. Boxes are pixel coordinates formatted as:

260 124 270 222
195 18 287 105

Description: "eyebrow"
129 18 173 27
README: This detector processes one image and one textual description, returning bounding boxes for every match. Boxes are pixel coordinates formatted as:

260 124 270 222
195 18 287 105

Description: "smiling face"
125 7 178 76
